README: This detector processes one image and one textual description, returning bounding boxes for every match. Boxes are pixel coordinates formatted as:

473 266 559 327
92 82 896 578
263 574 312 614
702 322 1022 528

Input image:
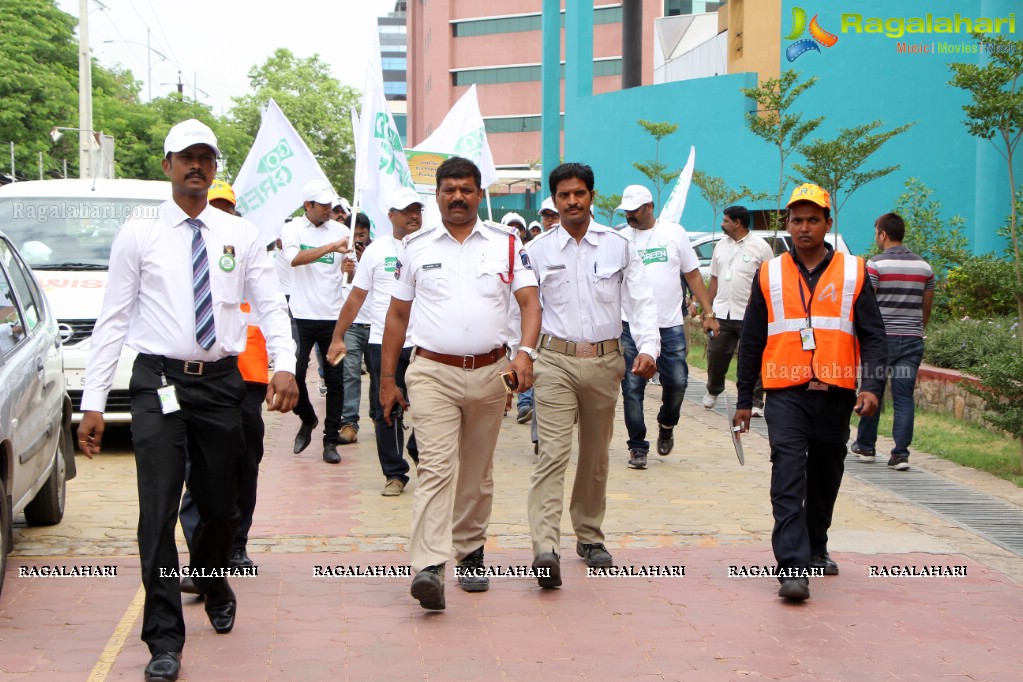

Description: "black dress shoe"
293 418 318 454
323 444 341 464
532 551 562 589
229 548 253 568
656 424 674 456
204 582 237 634
778 577 810 601
456 546 489 593
144 652 181 682
810 552 839 575
576 542 613 568
179 575 201 597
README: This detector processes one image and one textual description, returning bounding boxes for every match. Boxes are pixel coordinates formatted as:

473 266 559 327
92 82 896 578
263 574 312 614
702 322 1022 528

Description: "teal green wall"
558 0 1022 255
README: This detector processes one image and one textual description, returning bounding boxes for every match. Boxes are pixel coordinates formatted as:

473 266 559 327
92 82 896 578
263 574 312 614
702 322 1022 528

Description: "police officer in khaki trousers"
379 157 542 610
525 163 660 587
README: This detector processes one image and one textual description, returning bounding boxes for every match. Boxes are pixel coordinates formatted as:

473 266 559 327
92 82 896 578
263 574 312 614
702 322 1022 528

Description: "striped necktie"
186 218 216 350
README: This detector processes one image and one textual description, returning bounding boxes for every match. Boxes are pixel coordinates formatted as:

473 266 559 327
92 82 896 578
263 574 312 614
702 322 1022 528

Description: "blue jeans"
855 335 924 457
518 387 534 409
341 324 371 427
620 322 688 454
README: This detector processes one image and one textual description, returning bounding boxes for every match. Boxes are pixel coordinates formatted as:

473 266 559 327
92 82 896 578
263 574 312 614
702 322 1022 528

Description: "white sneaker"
702 393 718 409
751 405 764 418
318 376 327 396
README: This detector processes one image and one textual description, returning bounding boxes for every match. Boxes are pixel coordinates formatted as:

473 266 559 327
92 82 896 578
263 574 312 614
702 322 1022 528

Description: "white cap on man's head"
540 197 558 215
164 119 220 157
389 186 425 211
616 185 654 211
303 179 336 205
501 212 526 228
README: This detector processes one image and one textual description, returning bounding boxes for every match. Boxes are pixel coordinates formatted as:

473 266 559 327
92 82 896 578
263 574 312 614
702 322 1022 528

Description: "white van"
0 179 170 422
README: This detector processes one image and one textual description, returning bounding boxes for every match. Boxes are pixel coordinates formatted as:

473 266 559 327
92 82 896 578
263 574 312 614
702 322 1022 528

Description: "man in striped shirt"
850 213 935 470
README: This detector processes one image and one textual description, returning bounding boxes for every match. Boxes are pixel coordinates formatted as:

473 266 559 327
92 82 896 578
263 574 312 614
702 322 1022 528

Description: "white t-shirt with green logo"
619 220 699 328
281 215 352 320
352 236 412 346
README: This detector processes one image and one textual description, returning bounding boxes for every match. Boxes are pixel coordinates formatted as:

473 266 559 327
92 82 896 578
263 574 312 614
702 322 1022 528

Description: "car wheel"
24 437 67 526
0 478 10 597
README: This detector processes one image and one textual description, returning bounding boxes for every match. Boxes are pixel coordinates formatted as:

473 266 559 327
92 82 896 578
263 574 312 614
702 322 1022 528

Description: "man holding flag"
615 184 718 471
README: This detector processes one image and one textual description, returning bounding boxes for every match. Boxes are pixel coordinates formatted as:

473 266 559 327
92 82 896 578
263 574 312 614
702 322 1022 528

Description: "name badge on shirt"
546 264 567 271
799 327 816 351
423 263 442 270
157 384 181 414
219 245 236 272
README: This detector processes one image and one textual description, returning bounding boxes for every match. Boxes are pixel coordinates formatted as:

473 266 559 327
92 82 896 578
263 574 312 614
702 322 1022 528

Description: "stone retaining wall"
913 363 987 425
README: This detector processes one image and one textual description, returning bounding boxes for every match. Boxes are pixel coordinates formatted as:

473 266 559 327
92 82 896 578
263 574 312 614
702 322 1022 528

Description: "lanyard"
796 276 812 328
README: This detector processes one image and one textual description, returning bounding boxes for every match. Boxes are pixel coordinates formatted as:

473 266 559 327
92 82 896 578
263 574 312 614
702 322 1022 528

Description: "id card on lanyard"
797 278 816 351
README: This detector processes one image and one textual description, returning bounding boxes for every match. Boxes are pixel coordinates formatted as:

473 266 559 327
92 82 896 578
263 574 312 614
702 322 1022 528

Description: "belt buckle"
183 360 204 376
461 354 476 371
576 342 595 358
808 380 828 391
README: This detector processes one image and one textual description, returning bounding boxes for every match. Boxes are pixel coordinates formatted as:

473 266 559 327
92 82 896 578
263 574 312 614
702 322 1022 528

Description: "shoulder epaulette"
483 220 516 235
402 226 437 246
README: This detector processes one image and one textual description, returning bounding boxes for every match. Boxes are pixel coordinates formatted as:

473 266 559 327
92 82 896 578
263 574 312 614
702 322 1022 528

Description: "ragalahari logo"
784 7 839 61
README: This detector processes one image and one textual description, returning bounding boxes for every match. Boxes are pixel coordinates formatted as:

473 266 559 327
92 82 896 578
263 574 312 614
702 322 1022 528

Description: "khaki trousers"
405 354 506 572
528 348 624 557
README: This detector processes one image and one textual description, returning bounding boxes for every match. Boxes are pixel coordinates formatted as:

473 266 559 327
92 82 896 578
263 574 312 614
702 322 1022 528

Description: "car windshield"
0 197 161 269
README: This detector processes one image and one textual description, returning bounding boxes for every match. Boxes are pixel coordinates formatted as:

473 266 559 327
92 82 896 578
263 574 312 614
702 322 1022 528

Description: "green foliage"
946 256 1021 319
739 69 823 212
593 192 622 226
229 49 360 198
791 119 915 231
924 316 1019 371
632 119 680 205
691 170 771 229
968 352 1023 450
893 178 970 279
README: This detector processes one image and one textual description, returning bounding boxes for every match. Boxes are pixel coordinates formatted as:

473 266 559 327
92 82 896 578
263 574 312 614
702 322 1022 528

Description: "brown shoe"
381 478 405 496
338 425 358 444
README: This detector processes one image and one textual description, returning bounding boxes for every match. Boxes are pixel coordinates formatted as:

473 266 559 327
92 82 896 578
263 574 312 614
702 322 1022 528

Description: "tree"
791 120 915 235
691 170 772 230
593 192 622 226
949 33 1023 354
632 119 679 205
229 49 361 198
740 70 823 229
0 0 78 179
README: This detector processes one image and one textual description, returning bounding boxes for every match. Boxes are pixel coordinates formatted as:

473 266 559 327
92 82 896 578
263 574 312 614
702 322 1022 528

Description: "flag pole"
484 187 493 222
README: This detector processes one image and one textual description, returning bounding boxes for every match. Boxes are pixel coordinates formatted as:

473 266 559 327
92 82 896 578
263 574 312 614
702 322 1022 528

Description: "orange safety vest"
759 251 864 390
237 302 269 385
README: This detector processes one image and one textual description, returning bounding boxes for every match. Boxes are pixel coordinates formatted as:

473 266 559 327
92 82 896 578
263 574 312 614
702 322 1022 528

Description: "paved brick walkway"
3 368 1023 680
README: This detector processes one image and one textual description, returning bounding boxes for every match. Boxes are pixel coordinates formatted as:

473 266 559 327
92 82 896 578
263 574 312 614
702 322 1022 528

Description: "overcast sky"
57 0 398 115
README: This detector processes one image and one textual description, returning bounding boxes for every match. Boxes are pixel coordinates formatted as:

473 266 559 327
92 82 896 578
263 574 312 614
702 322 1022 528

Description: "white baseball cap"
540 197 558 215
528 220 542 231
303 179 336 205
501 212 526 228
164 119 220 157
616 185 654 211
389 186 425 211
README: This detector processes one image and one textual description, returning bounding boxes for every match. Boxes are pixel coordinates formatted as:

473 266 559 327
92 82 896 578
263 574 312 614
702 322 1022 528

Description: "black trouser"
293 318 345 445
365 343 418 483
180 381 266 553
706 318 764 405
130 354 244 655
764 385 856 578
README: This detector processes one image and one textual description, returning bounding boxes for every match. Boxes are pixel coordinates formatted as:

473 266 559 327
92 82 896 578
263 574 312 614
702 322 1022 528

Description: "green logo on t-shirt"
640 247 668 265
384 256 397 272
300 244 335 264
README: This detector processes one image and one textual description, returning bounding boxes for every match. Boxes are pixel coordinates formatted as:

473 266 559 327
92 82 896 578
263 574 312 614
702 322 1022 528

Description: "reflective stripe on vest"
238 302 269 384
760 251 863 390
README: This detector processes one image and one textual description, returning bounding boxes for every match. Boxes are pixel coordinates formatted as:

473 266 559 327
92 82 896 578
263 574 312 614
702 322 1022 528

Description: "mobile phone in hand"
500 370 518 394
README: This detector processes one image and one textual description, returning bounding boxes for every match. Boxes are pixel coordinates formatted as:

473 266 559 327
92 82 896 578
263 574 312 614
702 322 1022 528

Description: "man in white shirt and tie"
77 119 298 682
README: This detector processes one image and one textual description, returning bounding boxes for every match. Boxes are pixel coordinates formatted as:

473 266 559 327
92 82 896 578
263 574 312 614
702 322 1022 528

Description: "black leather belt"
138 353 239 376
351 323 371 328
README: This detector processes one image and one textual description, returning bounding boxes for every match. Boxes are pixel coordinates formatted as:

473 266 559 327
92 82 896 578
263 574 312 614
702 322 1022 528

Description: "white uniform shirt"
350 248 372 326
709 231 774 320
525 222 660 358
272 239 292 296
351 236 411 346
281 215 352 320
392 220 537 355
618 219 699 328
82 200 296 412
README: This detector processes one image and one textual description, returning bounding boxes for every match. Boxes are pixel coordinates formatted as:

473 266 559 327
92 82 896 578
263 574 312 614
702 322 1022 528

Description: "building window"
453 59 622 86
452 7 627 37
384 81 408 97
484 115 565 134
664 0 723 16
382 56 408 70
593 6 623 24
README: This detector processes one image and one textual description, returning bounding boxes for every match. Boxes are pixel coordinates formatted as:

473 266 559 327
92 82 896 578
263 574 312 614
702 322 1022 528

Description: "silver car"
0 230 75 596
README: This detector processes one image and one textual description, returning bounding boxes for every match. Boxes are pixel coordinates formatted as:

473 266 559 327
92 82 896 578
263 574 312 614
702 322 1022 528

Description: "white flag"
659 146 696 225
414 84 498 189
233 99 330 246
357 58 414 234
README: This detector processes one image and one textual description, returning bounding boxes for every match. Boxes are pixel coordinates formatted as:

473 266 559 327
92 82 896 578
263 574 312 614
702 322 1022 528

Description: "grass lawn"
685 328 1023 487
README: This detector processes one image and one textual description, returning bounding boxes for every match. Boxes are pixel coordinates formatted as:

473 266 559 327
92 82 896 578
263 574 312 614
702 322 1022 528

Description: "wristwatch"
518 346 538 361
701 311 717 319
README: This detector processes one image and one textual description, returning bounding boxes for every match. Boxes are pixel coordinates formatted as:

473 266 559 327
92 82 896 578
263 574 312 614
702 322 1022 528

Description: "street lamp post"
103 28 169 101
